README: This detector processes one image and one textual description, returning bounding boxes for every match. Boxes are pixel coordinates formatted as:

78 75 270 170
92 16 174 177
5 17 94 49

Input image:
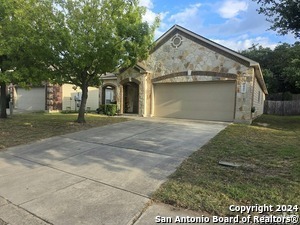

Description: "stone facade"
101 25 267 123
117 68 146 116
146 37 247 77
46 83 62 111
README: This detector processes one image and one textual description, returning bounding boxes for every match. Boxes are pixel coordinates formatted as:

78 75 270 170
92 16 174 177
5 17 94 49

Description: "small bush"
105 104 117 116
96 104 117 116
96 105 106 114
61 110 77 114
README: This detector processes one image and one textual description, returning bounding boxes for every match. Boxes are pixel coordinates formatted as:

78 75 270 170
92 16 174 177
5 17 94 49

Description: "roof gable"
153 25 260 67
151 25 267 94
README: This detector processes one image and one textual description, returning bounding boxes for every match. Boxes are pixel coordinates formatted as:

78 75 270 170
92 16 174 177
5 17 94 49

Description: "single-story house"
100 25 267 123
12 25 267 123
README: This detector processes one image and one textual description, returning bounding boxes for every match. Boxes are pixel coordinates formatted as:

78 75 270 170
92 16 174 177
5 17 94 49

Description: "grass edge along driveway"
153 115 300 216
0 112 129 150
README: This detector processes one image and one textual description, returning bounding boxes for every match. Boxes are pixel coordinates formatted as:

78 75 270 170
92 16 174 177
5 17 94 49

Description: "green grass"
0 112 129 150
153 115 300 216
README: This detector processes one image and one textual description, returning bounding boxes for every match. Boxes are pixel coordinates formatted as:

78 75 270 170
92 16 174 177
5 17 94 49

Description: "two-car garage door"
153 81 236 122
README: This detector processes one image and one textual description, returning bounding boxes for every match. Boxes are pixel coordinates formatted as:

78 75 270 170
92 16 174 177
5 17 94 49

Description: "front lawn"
153 115 300 216
0 112 129 150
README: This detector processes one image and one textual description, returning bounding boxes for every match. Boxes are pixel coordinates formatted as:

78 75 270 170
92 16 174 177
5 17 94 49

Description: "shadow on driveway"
0 118 228 225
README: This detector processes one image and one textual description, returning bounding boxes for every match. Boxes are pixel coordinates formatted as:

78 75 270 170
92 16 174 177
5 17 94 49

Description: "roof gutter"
251 63 268 95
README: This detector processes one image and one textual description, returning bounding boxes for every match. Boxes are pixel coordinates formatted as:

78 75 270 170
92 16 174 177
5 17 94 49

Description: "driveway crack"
103 143 185 159
106 123 167 145
128 200 153 225
18 178 87 206
0 195 53 225
62 122 167 147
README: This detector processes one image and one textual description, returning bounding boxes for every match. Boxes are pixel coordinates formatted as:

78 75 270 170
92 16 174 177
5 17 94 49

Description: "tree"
240 42 300 94
33 0 158 123
286 42 300 91
0 0 51 118
253 0 300 38
1 0 158 122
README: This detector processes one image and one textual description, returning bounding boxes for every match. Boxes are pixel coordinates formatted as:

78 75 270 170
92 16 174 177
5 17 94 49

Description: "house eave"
252 64 268 95
101 76 117 80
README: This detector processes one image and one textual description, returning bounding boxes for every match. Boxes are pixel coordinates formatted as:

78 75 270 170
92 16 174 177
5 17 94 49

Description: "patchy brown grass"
0 112 129 150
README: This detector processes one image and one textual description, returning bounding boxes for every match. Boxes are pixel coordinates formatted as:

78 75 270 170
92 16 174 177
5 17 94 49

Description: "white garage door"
15 87 46 111
154 81 236 121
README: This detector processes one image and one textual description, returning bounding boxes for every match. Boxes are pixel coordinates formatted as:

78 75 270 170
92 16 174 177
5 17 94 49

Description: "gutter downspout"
251 68 256 120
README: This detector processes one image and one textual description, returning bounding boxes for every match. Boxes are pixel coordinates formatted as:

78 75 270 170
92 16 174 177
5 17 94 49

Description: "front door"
123 82 139 113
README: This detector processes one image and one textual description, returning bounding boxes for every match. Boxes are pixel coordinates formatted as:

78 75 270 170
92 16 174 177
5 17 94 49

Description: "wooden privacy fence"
264 100 300 115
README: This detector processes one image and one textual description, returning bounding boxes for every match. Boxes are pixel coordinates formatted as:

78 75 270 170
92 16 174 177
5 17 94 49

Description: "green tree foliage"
283 59 300 91
36 0 158 123
253 0 300 38
0 0 51 118
241 42 300 94
1 0 158 122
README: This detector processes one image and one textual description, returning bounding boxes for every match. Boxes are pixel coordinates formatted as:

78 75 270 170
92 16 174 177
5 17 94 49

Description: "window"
171 34 183 48
258 90 261 103
241 83 246 93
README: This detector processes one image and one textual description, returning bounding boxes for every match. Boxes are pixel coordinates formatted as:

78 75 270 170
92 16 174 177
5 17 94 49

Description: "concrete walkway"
0 118 228 225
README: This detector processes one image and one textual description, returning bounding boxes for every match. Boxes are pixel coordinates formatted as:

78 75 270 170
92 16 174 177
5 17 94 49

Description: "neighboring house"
60 84 99 111
100 25 267 123
13 84 99 112
12 25 267 123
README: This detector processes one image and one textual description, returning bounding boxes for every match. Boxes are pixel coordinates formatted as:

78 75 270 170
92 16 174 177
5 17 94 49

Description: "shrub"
96 104 106 114
105 104 117 116
96 104 117 116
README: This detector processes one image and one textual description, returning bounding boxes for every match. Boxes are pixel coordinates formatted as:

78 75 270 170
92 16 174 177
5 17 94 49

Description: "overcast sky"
139 0 298 51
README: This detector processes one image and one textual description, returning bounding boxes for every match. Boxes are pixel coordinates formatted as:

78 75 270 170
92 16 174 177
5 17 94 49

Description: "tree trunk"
0 82 8 119
76 84 88 123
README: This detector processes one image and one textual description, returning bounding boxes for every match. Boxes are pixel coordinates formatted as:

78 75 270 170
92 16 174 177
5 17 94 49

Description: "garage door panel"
154 82 235 121
16 88 46 111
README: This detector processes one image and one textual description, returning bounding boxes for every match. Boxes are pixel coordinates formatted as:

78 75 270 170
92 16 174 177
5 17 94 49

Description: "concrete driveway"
0 118 228 225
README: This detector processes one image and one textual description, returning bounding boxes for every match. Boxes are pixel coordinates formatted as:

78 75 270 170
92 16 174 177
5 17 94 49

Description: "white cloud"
218 0 248 19
138 0 170 39
168 3 202 25
212 36 278 51
139 0 154 9
151 0 297 47
215 1 268 35
143 9 158 24
138 0 156 24
152 3 203 39
139 0 167 28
